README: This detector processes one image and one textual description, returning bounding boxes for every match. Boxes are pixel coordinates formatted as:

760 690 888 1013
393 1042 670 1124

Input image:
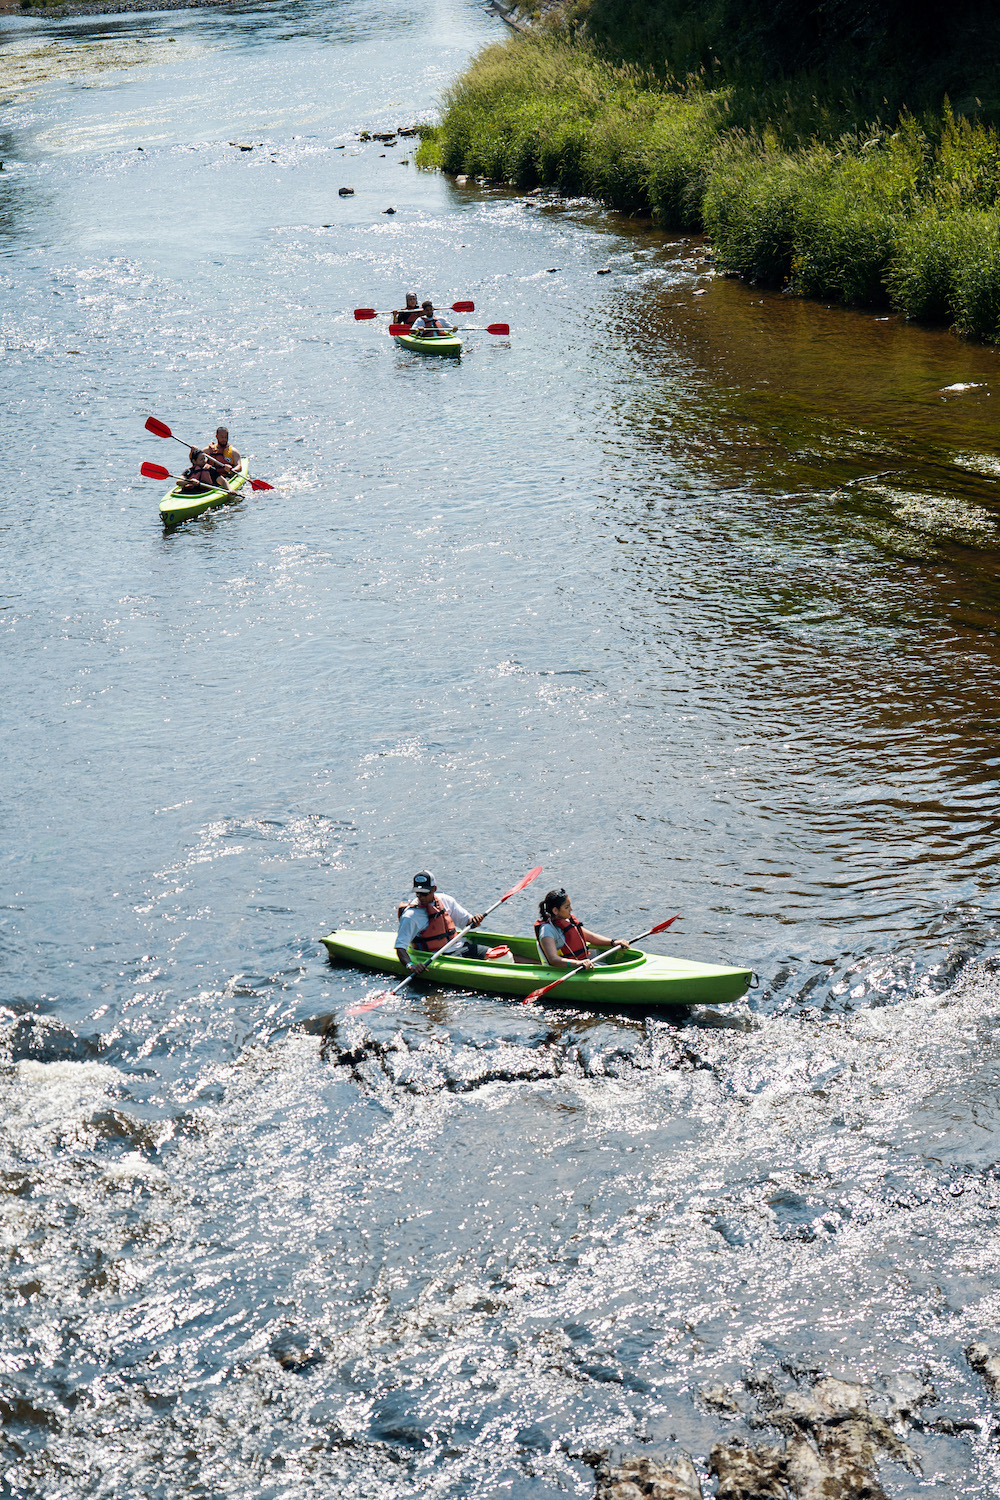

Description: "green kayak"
393 331 463 357
159 459 250 527
320 929 751 1007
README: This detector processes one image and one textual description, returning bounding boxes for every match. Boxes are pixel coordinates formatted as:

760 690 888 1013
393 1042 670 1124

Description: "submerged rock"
699 1383 743 1416
594 1450 702 1499
966 1342 1000 1396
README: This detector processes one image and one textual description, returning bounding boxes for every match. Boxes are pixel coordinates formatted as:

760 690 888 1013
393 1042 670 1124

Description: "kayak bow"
393 331 463 357
159 459 250 527
321 929 751 1007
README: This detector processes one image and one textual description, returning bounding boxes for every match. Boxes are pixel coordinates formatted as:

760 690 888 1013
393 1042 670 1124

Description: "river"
2 1 1000 1494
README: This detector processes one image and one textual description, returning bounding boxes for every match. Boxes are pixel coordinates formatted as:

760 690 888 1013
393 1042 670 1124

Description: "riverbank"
418 32 1000 342
2 0 235 17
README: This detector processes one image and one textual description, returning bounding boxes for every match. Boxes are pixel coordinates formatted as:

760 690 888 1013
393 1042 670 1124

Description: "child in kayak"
179 449 229 494
535 889 625 970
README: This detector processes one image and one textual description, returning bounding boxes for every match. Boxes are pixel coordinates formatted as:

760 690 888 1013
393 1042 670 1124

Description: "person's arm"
229 448 241 467
441 895 484 929
396 946 428 975
394 911 425 974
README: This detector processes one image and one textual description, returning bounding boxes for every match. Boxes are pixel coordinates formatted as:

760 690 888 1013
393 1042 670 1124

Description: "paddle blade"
523 977 561 1004
646 914 681 936
144 416 172 439
388 323 409 335
354 308 378 320
140 461 171 480
346 990 393 1016
452 300 474 312
500 865 543 902
249 478 274 491
486 323 510 336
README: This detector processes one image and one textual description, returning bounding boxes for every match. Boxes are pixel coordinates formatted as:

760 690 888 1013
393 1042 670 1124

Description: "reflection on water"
2 0 1000 1495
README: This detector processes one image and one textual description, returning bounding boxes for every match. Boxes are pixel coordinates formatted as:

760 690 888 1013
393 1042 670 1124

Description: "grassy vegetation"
423 33 1000 340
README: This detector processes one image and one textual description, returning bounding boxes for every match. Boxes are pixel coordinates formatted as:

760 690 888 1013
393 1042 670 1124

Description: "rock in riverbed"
966 1342 1000 1395
703 1374 924 1500
594 1450 702 1499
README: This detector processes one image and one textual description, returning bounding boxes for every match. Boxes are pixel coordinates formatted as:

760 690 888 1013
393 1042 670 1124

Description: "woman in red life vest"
394 871 484 976
534 889 625 970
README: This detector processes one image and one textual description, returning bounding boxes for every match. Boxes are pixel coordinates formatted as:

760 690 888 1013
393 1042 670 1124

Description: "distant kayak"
393 331 463 357
320 928 751 1006
159 459 250 527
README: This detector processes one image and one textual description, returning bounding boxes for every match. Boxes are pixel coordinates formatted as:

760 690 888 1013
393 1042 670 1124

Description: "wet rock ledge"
592 1371 950 1499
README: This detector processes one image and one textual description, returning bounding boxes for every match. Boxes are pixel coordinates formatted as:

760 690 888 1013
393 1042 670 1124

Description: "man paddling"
205 426 241 481
410 300 456 338
394 871 484 976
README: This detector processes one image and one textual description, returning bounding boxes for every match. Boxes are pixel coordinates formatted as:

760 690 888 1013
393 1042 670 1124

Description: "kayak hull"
320 929 751 1007
159 458 250 526
393 332 463 357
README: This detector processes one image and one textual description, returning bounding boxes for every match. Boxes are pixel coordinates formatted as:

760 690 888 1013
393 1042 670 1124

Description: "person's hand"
409 961 428 976
574 958 594 970
470 913 484 927
613 939 627 949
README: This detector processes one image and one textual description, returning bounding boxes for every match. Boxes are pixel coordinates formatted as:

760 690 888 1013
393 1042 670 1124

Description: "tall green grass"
429 35 1000 341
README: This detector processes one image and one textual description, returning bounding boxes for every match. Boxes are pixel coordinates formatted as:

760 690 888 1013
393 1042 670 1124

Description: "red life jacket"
397 896 457 952
534 913 588 960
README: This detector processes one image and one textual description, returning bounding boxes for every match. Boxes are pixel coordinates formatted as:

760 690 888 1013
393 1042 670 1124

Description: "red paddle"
388 323 509 336
522 914 681 1005
354 301 474 319
144 416 274 491
346 865 544 1016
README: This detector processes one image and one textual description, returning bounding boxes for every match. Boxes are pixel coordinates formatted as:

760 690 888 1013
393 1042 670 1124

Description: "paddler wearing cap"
394 871 485 977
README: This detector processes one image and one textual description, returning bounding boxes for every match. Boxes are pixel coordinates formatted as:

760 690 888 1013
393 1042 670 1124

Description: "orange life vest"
397 897 458 952
534 913 588 960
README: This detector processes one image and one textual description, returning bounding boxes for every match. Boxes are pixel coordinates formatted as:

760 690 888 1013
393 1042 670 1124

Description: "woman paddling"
534 889 626 970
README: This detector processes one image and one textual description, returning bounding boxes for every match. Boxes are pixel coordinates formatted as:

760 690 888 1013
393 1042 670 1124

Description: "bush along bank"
416 35 1000 341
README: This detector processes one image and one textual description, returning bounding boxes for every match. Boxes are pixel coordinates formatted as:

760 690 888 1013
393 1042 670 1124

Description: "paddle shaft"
387 867 543 998
523 914 681 1004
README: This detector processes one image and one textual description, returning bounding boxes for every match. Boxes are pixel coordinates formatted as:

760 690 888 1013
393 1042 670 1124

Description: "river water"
3 2 1000 1495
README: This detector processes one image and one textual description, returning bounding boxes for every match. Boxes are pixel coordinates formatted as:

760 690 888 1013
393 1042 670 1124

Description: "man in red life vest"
394 871 484 977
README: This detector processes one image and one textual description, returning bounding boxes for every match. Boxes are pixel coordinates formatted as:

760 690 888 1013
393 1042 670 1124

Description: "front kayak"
393 331 463 357
320 929 751 1007
159 458 250 527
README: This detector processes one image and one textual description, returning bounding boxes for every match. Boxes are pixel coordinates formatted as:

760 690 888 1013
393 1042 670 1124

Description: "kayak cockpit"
467 931 645 970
